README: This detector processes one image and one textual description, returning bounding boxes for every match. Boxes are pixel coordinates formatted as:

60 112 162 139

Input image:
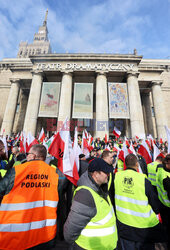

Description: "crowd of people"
0 134 170 250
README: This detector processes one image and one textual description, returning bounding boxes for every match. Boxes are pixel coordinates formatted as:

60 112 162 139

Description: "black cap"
79 154 85 159
88 158 113 173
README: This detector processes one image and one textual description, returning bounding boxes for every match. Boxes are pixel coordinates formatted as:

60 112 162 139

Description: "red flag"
138 140 152 164
160 138 163 144
105 134 107 144
19 140 25 153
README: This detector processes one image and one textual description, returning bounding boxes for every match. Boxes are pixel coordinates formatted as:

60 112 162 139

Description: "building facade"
0 11 170 139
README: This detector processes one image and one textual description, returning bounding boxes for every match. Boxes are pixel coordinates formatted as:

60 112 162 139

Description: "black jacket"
64 171 109 249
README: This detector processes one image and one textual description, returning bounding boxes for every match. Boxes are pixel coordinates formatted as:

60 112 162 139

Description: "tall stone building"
0 11 170 140
17 9 51 58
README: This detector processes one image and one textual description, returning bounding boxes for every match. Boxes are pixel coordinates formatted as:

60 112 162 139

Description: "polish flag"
19 140 25 153
105 144 111 151
48 121 79 186
129 142 136 155
113 127 121 138
73 127 80 173
153 143 161 161
81 130 90 157
14 132 20 141
138 140 152 164
147 134 154 150
145 140 152 151
125 136 130 147
27 132 39 152
38 128 45 143
165 126 170 153
87 134 94 152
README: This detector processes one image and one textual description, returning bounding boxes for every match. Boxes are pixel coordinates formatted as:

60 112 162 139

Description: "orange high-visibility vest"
0 160 59 250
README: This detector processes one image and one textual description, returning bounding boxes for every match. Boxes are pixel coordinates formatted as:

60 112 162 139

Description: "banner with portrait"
108 82 130 119
39 82 61 117
72 83 93 119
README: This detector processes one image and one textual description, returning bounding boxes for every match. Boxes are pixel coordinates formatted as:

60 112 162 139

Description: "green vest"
0 169 7 178
156 167 170 207
75 186 118 250
117 159 124 172
115 170 159 228
147 161 159 186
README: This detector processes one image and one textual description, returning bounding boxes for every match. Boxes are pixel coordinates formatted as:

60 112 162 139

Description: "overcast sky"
0 0 170 60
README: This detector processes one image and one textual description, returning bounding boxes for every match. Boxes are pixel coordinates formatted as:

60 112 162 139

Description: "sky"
0 0 170 60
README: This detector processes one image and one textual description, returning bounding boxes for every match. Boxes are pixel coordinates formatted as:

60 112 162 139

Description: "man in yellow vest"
64 157 118 250
113 153 166 250
147 156 163 188
0 144 59 250
156 154 170 248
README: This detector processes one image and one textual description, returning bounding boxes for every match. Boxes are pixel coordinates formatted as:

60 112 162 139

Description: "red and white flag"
48 121 79 185
38 128 45 143
81 130 90 157
105 144 111 151
125 136 130 147
27 132 39 152
138 140 152 164
153 143 161 161
73 127 80 173
129 142 136 156
113 126 121 138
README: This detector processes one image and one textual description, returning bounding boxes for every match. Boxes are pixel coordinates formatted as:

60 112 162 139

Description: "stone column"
57 72 73 130
142 93 154 136
151 81 167 139
95 72 109 139
1 79 20 136
23 71 43 135
127 71 145 138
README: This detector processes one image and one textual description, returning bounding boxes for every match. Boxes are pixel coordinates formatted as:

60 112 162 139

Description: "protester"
0 141 7 180
156 154 170 248
112 154 166 250
5 146 26 170
0 144 59 249
79 153 89 177
64 158 118 250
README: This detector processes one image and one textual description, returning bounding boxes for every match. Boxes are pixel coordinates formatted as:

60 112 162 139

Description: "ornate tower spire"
43 9 48 26
17 9 51 58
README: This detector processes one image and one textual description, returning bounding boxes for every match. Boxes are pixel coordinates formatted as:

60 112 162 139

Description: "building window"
36 49 41 54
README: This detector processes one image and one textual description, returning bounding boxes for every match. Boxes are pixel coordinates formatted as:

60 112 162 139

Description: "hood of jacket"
77 170 108 199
